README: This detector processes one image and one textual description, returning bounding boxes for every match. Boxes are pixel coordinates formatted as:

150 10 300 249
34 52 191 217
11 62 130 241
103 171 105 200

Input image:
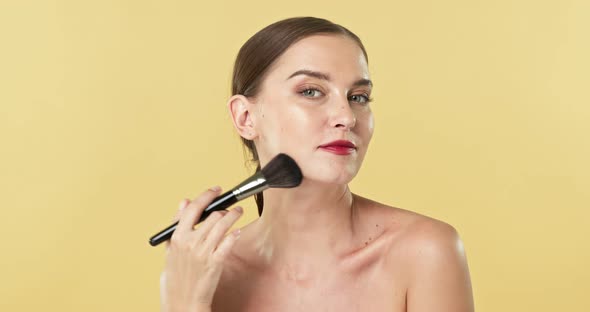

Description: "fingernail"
209 185 221 192
178 199 187 210
232 228 241 237
234 206 243 213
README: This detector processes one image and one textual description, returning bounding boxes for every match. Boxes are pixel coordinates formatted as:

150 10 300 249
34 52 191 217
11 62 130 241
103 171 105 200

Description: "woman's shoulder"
354 193 458 233
355 195 474 310
354 194 465 265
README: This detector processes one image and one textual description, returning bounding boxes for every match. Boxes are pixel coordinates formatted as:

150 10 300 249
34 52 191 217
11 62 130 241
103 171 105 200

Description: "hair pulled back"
231 17 368 216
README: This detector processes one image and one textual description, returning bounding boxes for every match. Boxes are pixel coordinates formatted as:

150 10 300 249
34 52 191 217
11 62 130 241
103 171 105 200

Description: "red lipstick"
319 140 357 155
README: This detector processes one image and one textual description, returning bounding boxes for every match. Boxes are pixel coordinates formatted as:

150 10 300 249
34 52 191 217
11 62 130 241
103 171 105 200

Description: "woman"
160 17 474 312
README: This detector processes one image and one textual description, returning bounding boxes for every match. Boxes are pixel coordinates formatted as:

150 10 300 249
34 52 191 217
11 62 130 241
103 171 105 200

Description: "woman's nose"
329 96 356 130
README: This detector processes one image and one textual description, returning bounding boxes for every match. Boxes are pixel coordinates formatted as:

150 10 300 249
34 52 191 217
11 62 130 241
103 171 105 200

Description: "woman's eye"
349 94 372 104
300 88 323 98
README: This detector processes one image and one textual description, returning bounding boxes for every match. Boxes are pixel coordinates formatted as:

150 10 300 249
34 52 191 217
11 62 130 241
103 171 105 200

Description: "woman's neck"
251 180 359 272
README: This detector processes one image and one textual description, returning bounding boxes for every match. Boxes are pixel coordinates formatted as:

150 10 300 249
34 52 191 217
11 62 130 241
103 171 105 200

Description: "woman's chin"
301 168 359 186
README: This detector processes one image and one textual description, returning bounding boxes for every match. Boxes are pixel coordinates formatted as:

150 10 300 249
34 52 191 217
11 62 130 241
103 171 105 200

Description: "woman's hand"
160 186 243 312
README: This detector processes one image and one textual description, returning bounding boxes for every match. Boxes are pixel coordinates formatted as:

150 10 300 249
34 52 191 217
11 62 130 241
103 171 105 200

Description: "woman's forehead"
267 34 369 82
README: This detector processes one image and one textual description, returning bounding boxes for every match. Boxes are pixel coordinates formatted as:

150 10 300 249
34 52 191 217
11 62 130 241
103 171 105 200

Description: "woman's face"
251 34 374 185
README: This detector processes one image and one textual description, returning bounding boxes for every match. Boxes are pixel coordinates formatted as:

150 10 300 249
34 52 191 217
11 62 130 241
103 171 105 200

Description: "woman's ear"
227 94 257 140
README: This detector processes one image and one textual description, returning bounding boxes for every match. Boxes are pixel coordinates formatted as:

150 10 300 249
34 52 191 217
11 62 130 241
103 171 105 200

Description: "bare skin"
161 33 474 312
219 34 473 311
212 194 473 312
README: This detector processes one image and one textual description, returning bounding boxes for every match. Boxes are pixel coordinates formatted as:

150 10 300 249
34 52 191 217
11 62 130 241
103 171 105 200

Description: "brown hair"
231 17 368 216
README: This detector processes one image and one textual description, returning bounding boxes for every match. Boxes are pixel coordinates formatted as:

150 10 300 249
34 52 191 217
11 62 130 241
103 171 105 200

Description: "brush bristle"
260 153 303 188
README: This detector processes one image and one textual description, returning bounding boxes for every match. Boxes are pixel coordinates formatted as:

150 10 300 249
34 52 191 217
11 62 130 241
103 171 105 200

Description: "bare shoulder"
354 194 474 311
354 193 462 246
354 193 470 280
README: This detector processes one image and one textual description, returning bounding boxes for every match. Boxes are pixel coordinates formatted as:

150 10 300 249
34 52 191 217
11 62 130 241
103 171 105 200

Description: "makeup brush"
149 153 302 246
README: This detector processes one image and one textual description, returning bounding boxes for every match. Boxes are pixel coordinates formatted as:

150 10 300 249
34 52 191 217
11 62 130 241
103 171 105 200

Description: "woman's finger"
173 198 190 222
166 199 190 251
202 206 243 251
192 209 228 237
176 186 222 234
212 228 241 262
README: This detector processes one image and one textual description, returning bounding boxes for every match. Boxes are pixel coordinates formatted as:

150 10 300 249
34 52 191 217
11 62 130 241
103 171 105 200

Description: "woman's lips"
319 140 357 155
319 146 356 155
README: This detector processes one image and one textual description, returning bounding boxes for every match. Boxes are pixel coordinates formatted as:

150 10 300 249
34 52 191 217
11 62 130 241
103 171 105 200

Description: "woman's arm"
406 221 475 312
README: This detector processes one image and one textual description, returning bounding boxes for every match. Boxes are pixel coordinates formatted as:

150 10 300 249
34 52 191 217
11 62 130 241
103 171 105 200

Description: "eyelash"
299 88 373 104
300 88 323 98
349 94 373 104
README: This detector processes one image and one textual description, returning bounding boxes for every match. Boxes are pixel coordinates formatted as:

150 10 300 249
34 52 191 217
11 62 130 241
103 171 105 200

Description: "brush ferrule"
232 171 269 200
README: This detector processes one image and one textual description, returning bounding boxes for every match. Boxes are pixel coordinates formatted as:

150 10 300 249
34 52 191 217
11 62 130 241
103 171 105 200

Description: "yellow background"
1 0 588 311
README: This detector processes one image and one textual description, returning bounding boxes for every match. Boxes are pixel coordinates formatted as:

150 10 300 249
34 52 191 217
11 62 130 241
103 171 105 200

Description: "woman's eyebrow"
352 78 373 88
286 69 373 88
287 69 330 81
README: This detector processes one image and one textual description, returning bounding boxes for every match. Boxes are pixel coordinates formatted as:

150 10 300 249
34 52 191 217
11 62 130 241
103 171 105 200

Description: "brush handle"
149 190 237 246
